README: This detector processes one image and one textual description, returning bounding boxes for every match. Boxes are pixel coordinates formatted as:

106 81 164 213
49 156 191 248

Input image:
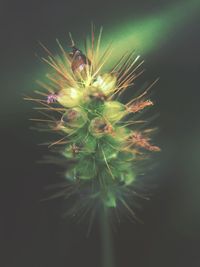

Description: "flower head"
27 28 160 221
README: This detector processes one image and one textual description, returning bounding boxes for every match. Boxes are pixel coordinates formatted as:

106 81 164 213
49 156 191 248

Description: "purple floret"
47 93 58 104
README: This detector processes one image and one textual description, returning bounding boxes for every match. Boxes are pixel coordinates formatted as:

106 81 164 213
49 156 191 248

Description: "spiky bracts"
26 28 160 217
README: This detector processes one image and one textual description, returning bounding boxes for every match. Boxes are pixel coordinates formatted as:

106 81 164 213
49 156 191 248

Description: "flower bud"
89 117 113 138
61 107 87 129
62 144 82 159
103 101 126 123
57 87 82 108
92 73 117 96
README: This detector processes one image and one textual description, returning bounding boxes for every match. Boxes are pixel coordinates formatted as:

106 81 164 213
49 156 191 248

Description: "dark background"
1 0 200 266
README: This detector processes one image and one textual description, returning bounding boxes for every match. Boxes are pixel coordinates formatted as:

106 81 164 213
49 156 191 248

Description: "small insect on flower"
69 33 91 73
26 27 160 223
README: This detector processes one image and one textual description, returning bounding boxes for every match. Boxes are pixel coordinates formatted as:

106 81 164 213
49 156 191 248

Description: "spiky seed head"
27 28 160 220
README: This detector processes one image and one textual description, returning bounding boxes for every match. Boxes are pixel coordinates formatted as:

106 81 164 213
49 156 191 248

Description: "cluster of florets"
28 31 160 211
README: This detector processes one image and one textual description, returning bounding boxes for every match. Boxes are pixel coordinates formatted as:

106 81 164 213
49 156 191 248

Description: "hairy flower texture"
26 28 160 221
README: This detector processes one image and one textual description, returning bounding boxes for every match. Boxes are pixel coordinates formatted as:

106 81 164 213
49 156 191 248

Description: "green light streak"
102 0 200 63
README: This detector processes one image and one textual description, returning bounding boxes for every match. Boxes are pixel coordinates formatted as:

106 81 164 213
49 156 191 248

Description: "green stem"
100 206 114 267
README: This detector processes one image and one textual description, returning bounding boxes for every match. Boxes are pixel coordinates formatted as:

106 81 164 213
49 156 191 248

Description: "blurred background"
1 0 200 266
